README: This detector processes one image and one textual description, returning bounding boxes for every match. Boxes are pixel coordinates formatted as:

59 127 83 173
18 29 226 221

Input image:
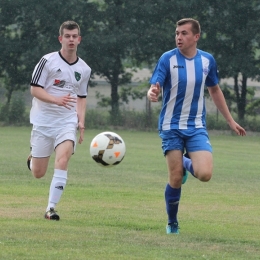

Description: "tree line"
0 0 260 125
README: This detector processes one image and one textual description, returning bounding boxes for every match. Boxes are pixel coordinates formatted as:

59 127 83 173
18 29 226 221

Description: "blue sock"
183 156 195 177
165 184 181 224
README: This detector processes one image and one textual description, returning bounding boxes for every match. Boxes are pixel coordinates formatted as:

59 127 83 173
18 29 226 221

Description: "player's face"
58 29 81 52
175 23 200 53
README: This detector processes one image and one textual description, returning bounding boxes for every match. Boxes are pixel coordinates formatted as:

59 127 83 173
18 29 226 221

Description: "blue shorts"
159 128 212 156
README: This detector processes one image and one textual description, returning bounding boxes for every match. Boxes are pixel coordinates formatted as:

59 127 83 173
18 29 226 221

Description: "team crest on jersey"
75 72 81 81
203 67 209 75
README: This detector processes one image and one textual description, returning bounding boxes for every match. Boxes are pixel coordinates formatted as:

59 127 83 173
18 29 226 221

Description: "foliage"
200 0 260 120
220 83 236 112
0 103 9 123
0 91 27 125
8 93 27 125
206 114 231 131
81 0 157 124
3 98 260 131
95 81 148 108
85 108 158 130
85 109 110 129
0 0 260 126
0 0 96 105
245 87 260 116
120 82 149 104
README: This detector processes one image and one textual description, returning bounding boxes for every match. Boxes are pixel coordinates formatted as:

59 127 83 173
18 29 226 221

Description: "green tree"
200 0 260 121
1 0 260 126
0 1 30 106
0 0 96 123
80 0 209 124
81 0 143 125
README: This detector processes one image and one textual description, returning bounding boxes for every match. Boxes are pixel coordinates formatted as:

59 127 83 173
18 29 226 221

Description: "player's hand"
147 82 160 102
78 121 85 144
56 94 77 109
229 121 246 136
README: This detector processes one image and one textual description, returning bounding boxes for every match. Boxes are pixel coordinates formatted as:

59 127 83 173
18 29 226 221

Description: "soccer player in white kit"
27 21 91 220
147 18 246 234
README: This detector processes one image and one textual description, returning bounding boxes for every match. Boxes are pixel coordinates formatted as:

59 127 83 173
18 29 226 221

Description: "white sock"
46 169 67 211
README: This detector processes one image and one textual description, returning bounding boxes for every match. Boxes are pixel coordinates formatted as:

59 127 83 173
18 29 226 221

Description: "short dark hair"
59 21 81 36
176 18 201 34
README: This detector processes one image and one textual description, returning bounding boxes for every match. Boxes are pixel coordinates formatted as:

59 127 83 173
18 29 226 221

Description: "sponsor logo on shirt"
173 65 184 69
54 79 66 88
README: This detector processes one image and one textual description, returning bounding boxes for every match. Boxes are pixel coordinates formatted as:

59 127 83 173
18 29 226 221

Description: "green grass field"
0 127 260 260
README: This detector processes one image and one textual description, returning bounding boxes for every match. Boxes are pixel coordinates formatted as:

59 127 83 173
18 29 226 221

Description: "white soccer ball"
90 131 126 167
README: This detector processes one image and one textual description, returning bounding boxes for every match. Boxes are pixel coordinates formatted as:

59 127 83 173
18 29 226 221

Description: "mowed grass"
0 126 260 260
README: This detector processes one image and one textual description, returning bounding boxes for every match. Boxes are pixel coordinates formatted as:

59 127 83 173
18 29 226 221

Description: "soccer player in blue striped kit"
147 18 246 234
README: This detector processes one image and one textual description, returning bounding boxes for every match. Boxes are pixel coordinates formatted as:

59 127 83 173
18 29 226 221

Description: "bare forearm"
77 97 87 125
208 85 246 136
31 86 56 104
209 86 234 123
31 85 77 109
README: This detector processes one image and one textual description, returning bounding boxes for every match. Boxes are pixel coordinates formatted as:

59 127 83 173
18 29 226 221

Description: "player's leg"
31 157 50 178
160 130 184 234
188 151 213 181
183 128 213 181
45 127 76 220
165 149 184 234
28 126 53 178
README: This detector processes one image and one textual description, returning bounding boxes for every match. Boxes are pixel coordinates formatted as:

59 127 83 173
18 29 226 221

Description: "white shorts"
30 125 77 158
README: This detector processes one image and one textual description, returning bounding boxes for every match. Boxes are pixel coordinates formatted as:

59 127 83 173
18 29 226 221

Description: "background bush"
0 92 29 126
1 93 260 132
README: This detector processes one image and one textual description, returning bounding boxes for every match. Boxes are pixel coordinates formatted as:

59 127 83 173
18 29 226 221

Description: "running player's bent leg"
184 129 213 181
189 151 213 181
30 126 53 178
31 157 50 178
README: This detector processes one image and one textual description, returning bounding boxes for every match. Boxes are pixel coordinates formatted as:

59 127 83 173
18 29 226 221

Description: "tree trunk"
110 79 120 125
233 74 247 121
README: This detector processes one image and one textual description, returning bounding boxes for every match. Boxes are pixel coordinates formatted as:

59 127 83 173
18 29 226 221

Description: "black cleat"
44 207 60 221
27 154 32 171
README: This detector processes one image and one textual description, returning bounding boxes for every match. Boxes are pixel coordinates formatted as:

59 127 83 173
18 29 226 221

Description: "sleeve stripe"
31 58 47 85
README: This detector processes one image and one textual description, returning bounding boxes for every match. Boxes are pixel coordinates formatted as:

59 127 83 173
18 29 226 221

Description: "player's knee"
55 156 69 169
168 171 183 187
32 168 46 179
196 171 212 182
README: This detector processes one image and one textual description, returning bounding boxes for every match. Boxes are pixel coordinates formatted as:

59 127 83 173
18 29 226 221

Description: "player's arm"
77 96 87 144
147 82 161 102
207 85 246 136
30 86 76 109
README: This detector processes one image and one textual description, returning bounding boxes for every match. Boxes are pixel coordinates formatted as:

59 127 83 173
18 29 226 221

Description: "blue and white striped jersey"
150 48 219 130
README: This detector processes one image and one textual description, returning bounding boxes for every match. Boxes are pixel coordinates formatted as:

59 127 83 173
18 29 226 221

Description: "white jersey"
30 51 91 127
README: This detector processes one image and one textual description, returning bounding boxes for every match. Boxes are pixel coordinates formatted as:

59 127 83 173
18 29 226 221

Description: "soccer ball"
90 131 126 167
